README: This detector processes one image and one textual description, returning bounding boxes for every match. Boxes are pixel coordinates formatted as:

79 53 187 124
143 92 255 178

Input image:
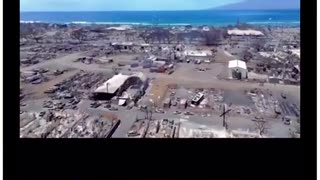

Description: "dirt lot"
173 63 225 80
148 79 171 103
214 48 235 63
106 54 141 64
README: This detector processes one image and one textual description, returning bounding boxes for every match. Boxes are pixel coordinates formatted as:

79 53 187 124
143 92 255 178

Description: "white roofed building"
227 29 264 36
184 50 213 57
228 60 248 80
106 25 132 31
92 72 147 100
183 50 214 61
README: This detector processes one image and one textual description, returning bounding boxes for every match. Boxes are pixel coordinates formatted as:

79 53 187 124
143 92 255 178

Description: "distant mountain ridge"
214 0 300 10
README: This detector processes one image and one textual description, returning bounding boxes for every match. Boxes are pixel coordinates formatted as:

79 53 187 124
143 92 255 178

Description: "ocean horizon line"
20 9 300 13
20 20 300 28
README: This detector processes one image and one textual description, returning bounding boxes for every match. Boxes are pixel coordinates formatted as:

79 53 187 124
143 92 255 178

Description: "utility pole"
145 107 149 119
149 106 153 120
219 104 231 130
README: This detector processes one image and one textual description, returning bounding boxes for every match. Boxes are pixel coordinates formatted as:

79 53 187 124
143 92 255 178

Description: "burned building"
191 92 204 106
178 99 188 109
111 42 134 52
163 98 171 108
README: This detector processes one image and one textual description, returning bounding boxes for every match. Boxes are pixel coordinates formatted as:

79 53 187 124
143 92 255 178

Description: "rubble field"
20 71 111 109
20 109 120 138
20 23 300 138
159 86 300 120
20 44 99 67
127 118 271 138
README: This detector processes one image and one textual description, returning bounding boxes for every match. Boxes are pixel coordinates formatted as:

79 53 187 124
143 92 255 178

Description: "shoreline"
20 21 301 28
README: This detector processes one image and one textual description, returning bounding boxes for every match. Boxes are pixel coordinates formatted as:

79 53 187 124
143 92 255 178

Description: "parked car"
171 101 178 106
104 104 111 109
155 108 165 114
184 111 194 116
109 107 118 111
31 79 42 84
140 105 147 111
44 88 56 94
90 102 100 108
283 116 291 125
168 70 174 75
284 120 291 125
39 111 46 117
90 104 100 109
72 99 80 105
71 105 78 110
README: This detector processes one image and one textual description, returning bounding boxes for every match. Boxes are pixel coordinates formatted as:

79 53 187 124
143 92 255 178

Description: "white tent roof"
95 74 129 94
132 72 147 82
228 60 247 70
95 72 147 94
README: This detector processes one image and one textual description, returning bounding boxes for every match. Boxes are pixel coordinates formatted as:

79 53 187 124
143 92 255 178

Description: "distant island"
213 0 300 10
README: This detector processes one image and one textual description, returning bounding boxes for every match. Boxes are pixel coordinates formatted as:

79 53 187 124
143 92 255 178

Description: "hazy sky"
20 0 245 11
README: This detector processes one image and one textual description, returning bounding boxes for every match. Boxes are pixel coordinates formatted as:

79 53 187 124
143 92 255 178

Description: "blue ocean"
20 10 300 27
